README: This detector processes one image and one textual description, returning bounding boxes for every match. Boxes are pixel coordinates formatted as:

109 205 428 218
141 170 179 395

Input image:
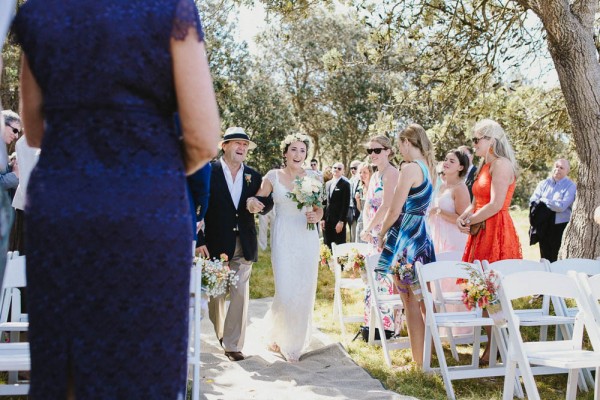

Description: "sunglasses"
366 147 387 155
471 136 489 145
5 125 22 136
350 167 357 171
333 166 343 171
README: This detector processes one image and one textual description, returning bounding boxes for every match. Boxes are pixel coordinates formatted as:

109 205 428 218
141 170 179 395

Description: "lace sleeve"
171 0 205 42
265 169 277 185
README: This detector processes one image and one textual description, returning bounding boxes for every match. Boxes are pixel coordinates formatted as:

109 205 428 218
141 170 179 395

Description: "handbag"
469 220 486 236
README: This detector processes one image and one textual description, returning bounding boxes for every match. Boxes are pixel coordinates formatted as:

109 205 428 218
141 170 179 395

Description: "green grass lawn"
250 209 595 399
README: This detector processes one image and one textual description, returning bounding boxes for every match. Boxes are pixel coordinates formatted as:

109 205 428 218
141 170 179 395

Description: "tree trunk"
533 2 600 258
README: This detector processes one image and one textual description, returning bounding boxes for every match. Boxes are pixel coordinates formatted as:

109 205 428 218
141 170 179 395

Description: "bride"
247 133 322 362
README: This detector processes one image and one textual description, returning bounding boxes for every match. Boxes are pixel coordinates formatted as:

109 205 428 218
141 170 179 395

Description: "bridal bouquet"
194 253 239 298
287 175 324 230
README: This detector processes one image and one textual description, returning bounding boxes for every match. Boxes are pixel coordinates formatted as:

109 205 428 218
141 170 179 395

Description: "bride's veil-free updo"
473 119 519 177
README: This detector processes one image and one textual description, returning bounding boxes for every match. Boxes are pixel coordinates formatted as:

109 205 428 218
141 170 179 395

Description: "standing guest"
428 149 470 253
376 124 436 368
457 119 522 364
321 162 351 248
14 1 220 397
348 159 361 241
359 135 399 336
459 145 477 201
529 159 576 262
197 127 272 362
309 158 322 179
354 162 373 244
0 110 20 193
9 134 39 253
248 132 323 362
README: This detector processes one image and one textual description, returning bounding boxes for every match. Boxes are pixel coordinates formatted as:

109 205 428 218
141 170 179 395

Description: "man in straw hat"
198 127 272 361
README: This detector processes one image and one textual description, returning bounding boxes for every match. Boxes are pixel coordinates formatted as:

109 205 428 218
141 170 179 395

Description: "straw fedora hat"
218 127 257 150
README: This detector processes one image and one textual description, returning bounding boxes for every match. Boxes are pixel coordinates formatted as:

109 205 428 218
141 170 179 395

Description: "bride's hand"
305 210 318 224
246 197 264 213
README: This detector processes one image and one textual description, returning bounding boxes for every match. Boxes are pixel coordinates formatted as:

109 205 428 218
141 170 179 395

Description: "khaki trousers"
208 238 252 352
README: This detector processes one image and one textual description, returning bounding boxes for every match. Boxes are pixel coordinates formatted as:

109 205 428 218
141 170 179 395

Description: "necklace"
444 180 462 189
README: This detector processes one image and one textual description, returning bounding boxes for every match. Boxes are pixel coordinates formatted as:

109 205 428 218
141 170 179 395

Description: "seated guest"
529 158 576 262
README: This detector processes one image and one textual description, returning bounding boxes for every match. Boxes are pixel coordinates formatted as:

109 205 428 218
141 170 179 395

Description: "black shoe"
225 351 245 361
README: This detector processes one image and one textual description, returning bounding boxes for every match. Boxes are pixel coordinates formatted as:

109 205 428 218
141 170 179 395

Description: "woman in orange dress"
458 119 522 263
457 119 522 364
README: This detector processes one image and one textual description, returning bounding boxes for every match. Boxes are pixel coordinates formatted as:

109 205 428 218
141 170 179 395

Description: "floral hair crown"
280 133 311 152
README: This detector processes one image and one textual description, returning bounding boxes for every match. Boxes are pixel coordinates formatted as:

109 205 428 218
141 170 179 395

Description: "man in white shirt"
197 127 272 361
322 162 351 248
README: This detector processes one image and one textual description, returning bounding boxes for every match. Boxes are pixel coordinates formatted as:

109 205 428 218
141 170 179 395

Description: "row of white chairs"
330 242 600 399
0 251 30 396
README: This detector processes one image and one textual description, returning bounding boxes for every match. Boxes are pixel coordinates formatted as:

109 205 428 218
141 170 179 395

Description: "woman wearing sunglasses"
375 124 436 368
457 119 522 364
359 135 400 337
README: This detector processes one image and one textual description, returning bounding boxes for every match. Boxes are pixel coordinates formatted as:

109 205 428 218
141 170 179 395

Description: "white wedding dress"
264 169 320 361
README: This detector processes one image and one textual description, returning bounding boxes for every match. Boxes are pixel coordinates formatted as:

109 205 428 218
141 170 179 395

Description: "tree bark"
529 1 600 258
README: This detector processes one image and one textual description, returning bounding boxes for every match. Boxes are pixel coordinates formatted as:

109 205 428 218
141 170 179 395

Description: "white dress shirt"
220 157 244 209
12 136 40 210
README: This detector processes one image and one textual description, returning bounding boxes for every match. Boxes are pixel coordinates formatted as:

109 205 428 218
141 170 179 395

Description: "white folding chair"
417 260 506 400
498 270 600 400
187 266 202 400
432 251 468 361
0 253 30 395
364 254 408 367
331 242 373 336
547 258 600 320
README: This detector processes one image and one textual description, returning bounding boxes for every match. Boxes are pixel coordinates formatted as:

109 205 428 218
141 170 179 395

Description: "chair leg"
594 367 599 400
502 357 517 400
445 326 459 361
432 329 456 400
422 325 433 372
566 369 580 400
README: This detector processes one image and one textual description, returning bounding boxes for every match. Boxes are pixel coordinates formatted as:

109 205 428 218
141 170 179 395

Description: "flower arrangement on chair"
348 248 367 283
319 244 332 268
456 263 504 324
390 251 422 301
194 253 239 298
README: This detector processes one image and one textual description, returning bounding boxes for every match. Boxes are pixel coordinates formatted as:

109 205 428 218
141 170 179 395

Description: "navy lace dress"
13 0 203 397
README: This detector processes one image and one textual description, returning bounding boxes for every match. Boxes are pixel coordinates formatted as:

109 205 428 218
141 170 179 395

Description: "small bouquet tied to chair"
456 263 504 325
391 250 422 301
194 253 239 298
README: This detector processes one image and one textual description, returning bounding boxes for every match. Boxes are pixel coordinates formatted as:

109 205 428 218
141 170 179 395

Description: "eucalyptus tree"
256 9 396 166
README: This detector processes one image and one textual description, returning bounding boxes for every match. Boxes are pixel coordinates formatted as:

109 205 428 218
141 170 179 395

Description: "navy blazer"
197 160 272 262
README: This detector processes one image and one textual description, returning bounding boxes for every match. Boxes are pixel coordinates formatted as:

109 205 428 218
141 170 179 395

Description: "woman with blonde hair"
359 135 400 335
457 119 522 263
354 162 373 243
376 123 436 367
457 119 522 364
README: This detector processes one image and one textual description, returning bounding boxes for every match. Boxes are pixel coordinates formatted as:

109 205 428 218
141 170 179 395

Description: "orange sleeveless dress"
462 162 522 263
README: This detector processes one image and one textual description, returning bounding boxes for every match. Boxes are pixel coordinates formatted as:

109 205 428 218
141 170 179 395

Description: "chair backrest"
573 272 600 346
548 258 600 276
483 259 548 275
331 242 374 280
0 255 27 326
435 251 463 262
417 260 481 315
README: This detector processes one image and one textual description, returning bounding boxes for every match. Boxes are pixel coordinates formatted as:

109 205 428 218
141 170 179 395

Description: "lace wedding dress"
264 169 320 361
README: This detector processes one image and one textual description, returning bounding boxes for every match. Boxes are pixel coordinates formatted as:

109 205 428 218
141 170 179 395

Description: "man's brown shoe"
225 351 245 361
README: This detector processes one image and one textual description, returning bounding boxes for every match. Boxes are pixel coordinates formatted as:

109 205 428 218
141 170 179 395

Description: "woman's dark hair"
449 148 470 177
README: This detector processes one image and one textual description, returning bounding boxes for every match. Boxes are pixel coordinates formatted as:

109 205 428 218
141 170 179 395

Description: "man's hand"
197 245 210 258
335 221 344 234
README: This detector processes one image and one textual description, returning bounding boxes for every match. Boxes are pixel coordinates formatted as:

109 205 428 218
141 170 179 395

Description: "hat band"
223 133 250 142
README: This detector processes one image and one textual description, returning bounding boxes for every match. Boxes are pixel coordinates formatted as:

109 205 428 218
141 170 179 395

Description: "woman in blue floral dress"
376 124 436 367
